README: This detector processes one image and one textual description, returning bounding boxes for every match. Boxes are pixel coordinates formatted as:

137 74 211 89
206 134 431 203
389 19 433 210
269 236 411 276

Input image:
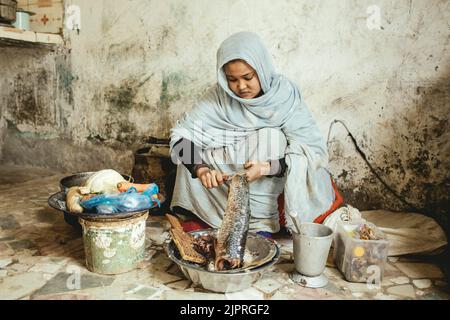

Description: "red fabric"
182 219 211 233
278 192 286 227
313 179 344 224
278 178 344 226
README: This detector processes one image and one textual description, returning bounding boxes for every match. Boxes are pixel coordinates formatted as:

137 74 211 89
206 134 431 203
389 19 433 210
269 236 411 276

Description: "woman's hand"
244 160 271 182
197 167 228 189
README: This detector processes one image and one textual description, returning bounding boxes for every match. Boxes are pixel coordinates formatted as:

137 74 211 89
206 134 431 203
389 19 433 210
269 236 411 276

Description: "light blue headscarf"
170 31 333 225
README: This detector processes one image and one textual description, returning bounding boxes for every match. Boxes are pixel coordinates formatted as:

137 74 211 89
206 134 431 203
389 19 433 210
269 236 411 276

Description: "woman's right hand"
197 167 228 189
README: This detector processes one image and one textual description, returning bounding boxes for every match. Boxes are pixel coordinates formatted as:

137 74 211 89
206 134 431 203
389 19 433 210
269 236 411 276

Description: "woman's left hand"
244 160 271 182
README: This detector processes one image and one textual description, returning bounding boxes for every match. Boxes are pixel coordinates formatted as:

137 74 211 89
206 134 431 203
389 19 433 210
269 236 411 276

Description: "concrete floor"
0 165 448 300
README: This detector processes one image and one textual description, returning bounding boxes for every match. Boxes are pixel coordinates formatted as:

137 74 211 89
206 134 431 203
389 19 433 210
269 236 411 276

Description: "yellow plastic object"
353 246 365 257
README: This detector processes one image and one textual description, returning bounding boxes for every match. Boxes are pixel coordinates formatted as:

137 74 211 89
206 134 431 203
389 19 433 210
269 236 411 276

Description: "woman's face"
223 59 262 99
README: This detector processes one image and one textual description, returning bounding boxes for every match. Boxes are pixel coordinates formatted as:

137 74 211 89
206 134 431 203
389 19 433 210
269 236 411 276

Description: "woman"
169 32 338 236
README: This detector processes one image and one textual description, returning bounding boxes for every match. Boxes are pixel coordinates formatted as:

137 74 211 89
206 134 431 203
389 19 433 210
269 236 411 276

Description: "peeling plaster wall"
0 46 134 172
0 0 449 226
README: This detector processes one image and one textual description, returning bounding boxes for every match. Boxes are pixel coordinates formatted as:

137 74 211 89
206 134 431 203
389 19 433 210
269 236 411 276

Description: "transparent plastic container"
333 219 389 283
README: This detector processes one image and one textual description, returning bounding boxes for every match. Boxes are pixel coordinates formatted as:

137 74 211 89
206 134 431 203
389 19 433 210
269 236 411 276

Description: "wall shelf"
0 26 63 49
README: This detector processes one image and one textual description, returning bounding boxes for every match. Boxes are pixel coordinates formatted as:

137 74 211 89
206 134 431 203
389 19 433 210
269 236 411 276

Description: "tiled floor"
0 165 448 300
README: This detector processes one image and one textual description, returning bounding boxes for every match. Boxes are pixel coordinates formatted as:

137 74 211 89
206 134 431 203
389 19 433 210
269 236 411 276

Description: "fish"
214 172 251 271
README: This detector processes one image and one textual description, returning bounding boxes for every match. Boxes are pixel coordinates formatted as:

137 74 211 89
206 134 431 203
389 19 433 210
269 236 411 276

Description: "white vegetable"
79 169 126 194
66 186 84 213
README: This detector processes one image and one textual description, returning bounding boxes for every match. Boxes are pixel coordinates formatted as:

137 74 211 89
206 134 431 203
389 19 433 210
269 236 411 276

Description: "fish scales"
215 173 251 271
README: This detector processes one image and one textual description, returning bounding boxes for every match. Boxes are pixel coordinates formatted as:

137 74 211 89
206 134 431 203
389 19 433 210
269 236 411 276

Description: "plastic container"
333 219 388 283
12 9 35 30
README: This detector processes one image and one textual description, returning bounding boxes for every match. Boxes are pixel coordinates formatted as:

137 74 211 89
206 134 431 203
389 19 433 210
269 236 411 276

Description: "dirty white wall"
0 0 448 227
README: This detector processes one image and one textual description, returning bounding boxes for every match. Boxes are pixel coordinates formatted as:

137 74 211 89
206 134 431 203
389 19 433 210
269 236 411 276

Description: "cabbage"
79 169 126 194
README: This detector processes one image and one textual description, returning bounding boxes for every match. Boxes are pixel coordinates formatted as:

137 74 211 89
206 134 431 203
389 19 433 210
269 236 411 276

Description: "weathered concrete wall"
0 46 134 172
0 0 448 226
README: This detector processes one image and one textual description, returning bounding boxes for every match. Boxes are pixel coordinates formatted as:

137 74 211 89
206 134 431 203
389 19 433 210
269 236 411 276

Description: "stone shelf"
0 26 63 49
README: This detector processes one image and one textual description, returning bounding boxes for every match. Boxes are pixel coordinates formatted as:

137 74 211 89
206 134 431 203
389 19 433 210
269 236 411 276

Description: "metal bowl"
55 172 135 227
166 229 280 293
48 191 155 222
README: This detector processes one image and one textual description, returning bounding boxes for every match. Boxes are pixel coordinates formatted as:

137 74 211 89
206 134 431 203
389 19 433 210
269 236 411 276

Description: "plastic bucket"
79 211 148 274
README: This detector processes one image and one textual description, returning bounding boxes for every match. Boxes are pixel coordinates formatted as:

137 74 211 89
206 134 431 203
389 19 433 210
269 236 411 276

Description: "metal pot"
0 0 17 25
131 137 176 216
293 223 333 277
56 171 134 229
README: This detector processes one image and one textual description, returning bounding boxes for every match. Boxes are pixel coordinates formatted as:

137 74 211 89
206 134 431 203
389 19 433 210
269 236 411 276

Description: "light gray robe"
170 32 334 233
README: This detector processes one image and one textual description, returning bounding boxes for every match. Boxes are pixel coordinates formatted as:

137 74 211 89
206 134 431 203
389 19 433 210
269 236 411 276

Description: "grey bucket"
293 223 333 277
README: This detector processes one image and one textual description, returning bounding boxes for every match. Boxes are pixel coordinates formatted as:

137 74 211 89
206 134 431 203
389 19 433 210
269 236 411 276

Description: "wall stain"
331 73 450 244
105 83 136 112
116 120 140 144
407 149 431 178
5 119 58 141
8 69 54 126
102 79 141 144
150 26 175 51
87 133 107 143
429 115 448 138
101 71 185 144
160 72 183 106
55 55 74 106
338 169 348 180
105 74 155 113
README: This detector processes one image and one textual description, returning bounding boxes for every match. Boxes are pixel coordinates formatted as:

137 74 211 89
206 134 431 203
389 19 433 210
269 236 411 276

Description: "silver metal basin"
166 229 280 293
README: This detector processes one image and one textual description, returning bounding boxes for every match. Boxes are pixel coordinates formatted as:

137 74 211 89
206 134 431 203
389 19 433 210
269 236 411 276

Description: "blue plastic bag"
80 183 160 214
